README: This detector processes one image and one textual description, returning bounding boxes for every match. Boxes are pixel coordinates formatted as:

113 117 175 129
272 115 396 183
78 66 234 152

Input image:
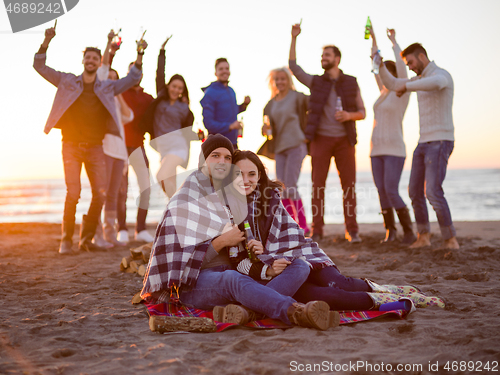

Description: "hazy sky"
1 0 499 181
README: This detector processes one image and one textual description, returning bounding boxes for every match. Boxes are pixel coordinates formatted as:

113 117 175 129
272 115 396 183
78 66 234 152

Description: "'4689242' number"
6 2 61 13
444 361 498 372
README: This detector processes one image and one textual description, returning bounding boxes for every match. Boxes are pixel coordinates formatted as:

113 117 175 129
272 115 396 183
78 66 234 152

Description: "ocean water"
0 168 499 224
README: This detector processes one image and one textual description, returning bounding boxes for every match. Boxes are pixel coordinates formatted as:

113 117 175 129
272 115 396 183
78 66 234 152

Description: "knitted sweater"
370 44 410 158
380 61 454 143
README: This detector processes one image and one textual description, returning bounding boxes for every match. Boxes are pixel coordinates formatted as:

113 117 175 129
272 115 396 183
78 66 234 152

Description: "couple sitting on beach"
141 134 444 330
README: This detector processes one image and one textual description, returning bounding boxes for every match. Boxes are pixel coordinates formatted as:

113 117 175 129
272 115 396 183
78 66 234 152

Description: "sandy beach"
1 221 499 375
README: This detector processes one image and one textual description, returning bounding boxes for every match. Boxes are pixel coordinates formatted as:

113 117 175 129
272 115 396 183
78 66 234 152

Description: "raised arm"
288 23 313 88
112 40 147 96
238 96 251 113
387 29 407 79
369 25 383 91
33 27 63 87
134 39 147 70
156 36 171 96
101 29 115 67
97 30 116 82
379 61 408 94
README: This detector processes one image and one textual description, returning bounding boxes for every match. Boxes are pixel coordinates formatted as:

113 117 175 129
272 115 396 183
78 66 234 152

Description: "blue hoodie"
200 81 246 145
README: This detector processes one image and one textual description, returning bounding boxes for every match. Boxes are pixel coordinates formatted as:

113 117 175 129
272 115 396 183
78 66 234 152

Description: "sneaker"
117 230 129 244
135 230 154 243
345 231 362 243
287 301 330 331
58 240 73 255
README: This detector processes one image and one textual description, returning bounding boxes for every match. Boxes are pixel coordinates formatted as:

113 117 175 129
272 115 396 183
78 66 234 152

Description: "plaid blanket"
141 170 230 298
255 190 335 269
146 302 410 332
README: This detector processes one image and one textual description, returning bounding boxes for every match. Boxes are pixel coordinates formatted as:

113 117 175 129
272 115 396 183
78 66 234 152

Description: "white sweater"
371 44 410 158
380 60 454 143
97 65 133 161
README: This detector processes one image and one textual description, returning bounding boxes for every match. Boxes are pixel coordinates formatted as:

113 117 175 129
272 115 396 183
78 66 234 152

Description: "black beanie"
199 134 234 167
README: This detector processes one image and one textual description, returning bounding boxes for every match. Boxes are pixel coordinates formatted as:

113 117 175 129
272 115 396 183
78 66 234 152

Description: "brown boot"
328 311 340 328
104 210 125 246
287 301 330 331
213 304 262 325
396 207 417 245
381 208 397 243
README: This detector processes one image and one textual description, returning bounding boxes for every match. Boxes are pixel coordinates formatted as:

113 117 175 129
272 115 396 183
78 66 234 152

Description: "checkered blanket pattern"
146 302 409 332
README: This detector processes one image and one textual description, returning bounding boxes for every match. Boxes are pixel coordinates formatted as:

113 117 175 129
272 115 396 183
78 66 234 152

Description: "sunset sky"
1 0 499 182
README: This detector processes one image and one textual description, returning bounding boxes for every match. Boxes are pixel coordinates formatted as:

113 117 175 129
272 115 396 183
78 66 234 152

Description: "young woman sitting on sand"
213 150 445 323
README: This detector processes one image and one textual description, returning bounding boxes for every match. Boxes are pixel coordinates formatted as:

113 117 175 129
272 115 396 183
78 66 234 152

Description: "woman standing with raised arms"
369 27 417 244
260 67 309 235
140 36 194 198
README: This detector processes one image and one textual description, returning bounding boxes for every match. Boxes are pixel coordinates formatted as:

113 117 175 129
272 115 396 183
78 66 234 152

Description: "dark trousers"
62 141 107 228
310 135 357 235
117 146 150 233
293 266 372 311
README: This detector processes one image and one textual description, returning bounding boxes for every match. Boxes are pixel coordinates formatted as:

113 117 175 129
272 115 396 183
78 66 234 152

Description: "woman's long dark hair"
165 74 190 104
232 150 283 220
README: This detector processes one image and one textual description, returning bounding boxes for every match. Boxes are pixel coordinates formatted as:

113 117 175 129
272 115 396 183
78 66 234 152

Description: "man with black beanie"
141 134 332 330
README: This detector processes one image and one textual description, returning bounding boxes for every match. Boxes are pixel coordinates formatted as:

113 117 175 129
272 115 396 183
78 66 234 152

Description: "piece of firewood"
149 316 217 333
137 264 147 277
129 259 144 273
130 247 143 260
131 292 143 305
121 256 133 269
142 248 151 263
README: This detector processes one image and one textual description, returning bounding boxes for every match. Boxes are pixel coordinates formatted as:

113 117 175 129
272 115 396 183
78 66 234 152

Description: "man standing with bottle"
200 58 251 149
34 26 146 254
378 43 459 249
288 23 366 243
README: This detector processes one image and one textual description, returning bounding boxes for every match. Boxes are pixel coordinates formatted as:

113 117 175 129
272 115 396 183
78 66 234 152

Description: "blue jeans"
275 143 308 200
293 266 373 311
260 258 310 297
179 266 296 324
104 155 125 211
117 146 151 232
62 141 107 225
409 141 455 239
371 155 407 210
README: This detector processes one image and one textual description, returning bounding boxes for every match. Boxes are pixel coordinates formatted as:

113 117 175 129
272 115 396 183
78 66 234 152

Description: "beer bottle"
364 17 371 40
243 220 258 262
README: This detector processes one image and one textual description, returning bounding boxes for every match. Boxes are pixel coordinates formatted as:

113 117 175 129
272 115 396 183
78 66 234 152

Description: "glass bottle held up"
372 51 382 75
263 115 272 140
136 27 147 53
238 116 244 138
113 28 122 47
243 220 258 263
364 17 371 40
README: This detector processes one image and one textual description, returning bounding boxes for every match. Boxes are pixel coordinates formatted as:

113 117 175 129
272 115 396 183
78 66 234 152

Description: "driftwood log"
149 315 217 333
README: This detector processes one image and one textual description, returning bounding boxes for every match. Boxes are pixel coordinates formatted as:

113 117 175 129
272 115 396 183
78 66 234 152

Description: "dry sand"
1 221 499 375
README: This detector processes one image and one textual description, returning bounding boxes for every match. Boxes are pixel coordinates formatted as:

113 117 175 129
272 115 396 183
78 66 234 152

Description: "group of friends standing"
34 21 457 328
